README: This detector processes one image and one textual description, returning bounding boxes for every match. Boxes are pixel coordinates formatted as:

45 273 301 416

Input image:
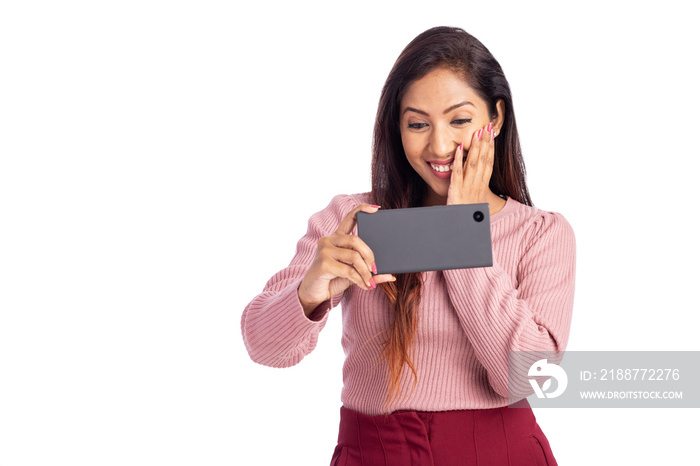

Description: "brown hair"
370 26 533 408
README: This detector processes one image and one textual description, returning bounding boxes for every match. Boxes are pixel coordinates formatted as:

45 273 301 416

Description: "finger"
451 141 464 184
330 246 374 287
330 261 372 290
472 124 495 188
468 126 491 186
330 234 376 275
335 203 381 236
462 127 484 188
481 126 496 186
372 273 397 285
464 127 483 171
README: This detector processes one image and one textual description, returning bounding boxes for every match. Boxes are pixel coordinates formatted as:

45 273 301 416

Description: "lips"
429 162 454 172
427 160 453 179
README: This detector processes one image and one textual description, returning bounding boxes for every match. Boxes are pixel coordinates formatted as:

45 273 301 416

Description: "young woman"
242 26 576 465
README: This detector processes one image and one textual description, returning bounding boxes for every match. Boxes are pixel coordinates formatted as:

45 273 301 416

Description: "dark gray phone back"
356 203 493 274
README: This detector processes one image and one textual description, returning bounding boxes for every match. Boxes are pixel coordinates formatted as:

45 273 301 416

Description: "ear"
492 99 505 137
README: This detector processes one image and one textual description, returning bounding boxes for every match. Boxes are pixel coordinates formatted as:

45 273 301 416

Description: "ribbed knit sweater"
241 192 576 415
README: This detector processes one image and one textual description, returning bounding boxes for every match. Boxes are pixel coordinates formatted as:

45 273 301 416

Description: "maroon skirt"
330 398 558 466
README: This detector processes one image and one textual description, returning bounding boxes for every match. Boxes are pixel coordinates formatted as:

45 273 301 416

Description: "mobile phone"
356 203 493 274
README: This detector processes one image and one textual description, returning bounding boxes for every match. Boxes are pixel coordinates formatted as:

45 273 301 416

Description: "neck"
423 189 507 215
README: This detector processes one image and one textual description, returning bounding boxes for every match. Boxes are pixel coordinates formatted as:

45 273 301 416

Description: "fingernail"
391 275 397 282
458 142 464 151
370 205 381 209
477 128 483 139
487 122 492 132
370 277 376 289
371 263 377 274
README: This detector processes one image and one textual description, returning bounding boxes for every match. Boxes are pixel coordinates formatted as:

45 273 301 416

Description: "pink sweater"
241 192 576 415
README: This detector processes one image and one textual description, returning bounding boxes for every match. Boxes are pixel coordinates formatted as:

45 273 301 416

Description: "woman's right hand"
297 203 396 317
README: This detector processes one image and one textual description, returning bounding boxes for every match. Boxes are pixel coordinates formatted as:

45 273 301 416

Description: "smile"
429 162 453 172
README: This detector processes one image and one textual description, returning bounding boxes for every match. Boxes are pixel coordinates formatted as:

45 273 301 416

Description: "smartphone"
356 203 493 275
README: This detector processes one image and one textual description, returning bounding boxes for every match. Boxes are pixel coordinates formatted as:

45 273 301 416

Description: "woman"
242 26 575 465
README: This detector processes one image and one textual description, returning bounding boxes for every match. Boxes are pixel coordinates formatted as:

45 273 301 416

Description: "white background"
1 1 698 465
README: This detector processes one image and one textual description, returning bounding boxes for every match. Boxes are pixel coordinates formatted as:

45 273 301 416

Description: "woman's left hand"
446 123 495 205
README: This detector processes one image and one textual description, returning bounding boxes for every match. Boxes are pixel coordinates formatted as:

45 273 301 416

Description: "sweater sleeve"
240 194 358 368
442 211 576 398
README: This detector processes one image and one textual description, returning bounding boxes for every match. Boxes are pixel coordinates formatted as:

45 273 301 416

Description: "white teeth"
430 162 453 172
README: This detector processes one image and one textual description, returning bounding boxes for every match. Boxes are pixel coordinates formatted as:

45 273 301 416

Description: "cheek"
400 139 420 161
408 149 426 167
400 132 413 151
462 130 480 150
406 154 424 171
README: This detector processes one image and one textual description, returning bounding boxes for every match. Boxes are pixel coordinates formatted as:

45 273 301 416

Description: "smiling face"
399 67 503 206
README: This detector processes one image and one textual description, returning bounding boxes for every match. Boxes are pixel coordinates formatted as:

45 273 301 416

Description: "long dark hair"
370 26 533 408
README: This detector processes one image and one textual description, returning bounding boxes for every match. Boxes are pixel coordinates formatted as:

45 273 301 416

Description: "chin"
431 186 449 197
425 181 449 198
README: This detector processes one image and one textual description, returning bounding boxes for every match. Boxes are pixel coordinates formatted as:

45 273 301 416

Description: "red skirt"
330 399 558 466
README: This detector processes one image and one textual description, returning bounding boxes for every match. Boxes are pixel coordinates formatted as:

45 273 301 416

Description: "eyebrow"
402 100 475 117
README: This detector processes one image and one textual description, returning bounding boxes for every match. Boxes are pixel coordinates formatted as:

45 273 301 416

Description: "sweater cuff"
291 278 344 323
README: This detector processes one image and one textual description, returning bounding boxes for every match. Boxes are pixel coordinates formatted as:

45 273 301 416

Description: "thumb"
372 273 396 285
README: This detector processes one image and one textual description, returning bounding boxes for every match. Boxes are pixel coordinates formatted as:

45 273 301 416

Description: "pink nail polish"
458 142 464 151
370 205 381 208
477 128 483 139
487 122 492 132
370 277 376 289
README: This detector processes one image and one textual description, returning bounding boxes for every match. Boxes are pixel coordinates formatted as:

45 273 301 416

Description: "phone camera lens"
473 211 484 222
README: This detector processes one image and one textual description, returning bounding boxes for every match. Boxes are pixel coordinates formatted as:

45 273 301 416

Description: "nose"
429 124 457 159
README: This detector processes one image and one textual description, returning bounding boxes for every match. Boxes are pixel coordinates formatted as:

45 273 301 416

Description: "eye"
407 119 471 130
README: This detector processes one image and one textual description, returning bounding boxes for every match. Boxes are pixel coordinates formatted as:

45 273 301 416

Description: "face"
399 67 503 205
